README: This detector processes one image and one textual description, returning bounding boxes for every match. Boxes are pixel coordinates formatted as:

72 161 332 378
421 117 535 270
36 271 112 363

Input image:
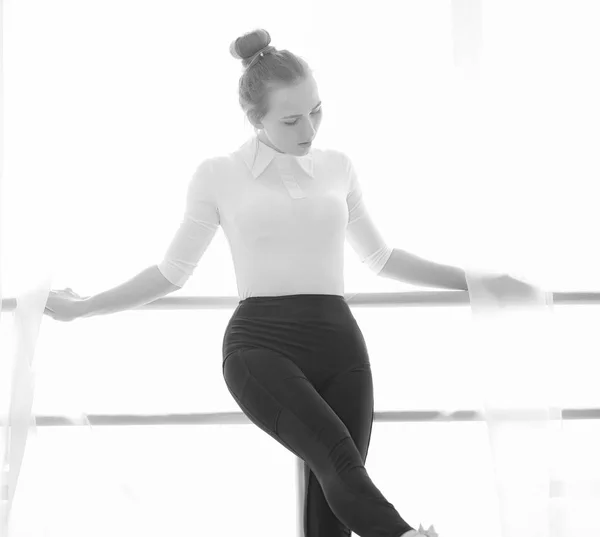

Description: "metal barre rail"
0 407 597 428
2 290 600 312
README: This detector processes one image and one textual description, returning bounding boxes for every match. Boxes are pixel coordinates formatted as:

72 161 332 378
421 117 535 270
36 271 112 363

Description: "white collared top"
158 135 393 300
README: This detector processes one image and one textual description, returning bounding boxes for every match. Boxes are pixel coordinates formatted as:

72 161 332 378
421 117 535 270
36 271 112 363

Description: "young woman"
46 28 542 537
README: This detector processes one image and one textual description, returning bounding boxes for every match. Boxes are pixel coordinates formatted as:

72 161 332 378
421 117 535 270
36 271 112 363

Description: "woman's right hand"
44 288 90 322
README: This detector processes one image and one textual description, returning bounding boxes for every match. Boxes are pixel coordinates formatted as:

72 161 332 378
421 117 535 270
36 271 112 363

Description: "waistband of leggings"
238 293 347 306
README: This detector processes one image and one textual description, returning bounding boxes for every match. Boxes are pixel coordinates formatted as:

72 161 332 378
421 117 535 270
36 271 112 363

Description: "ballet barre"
3 290 600 313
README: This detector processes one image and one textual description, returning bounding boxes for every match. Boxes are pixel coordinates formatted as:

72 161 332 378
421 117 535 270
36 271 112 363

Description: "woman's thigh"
222 347 367 475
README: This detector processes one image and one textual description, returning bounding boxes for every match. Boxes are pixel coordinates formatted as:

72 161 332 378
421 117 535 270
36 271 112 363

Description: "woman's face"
253 75 323 156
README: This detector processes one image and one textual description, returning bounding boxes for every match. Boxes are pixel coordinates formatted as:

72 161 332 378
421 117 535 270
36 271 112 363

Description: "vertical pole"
295 457 305 537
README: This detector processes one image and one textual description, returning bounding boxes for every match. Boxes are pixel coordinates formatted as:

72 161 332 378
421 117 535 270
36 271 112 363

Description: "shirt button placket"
276 158 306 199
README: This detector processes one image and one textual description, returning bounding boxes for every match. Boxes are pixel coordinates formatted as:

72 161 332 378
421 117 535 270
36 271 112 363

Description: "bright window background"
2 1 600 536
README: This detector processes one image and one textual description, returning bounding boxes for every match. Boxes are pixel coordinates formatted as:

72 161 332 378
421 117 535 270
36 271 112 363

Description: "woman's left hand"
476 273 543 308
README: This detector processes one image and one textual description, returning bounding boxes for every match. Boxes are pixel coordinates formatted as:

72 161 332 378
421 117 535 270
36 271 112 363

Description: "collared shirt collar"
237 135 315 179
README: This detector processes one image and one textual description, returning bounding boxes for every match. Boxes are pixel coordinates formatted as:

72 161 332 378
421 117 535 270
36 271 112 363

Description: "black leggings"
222 294 415 537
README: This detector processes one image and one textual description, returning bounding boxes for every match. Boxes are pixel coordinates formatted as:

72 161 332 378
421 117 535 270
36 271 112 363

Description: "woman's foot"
400 524 439 537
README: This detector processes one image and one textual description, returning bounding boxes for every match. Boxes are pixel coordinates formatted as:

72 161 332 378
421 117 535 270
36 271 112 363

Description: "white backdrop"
2 1 600 537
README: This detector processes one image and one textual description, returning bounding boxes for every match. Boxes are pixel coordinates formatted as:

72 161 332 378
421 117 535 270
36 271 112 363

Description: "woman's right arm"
79 159 218 320
81 265 181 318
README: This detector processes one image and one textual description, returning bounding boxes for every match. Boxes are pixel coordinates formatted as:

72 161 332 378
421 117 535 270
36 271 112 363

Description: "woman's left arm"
378 248 542 305
378 248 469 290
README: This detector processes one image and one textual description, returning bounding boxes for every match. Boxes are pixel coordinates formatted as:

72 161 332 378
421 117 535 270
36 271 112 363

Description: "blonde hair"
229 29 313 170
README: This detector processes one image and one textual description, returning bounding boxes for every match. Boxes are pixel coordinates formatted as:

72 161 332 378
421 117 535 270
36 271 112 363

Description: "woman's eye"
285 108 322 126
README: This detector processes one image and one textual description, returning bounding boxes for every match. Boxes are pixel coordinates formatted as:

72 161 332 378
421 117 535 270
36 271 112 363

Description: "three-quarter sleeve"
157 159 220 287
345 153 394 274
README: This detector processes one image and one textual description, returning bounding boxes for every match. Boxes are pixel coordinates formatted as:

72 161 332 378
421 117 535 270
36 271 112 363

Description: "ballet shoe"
418 523 439 537
400 524 439 537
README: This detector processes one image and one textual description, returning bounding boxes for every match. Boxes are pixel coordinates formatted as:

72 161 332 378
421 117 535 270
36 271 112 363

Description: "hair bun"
229 29 272 65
